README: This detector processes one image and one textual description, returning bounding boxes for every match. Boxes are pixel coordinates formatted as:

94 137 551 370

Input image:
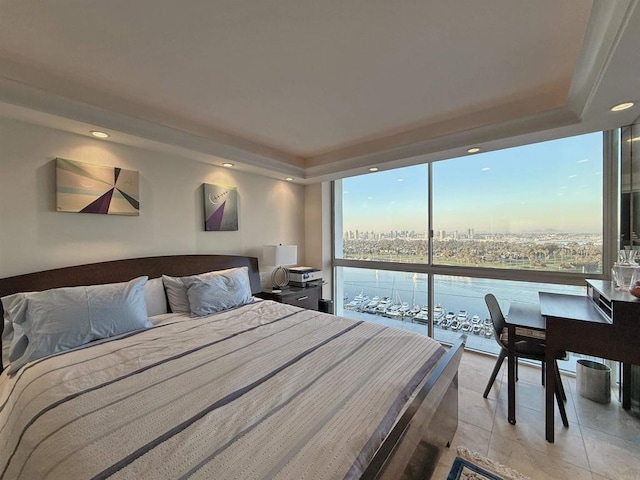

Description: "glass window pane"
432 275 585 371
336 266 429 336
336 267 591 372
432 133 603 273
339 165 428 262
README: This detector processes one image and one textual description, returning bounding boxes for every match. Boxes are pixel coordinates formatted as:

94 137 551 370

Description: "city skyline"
342 229 603 238
341 132 603 234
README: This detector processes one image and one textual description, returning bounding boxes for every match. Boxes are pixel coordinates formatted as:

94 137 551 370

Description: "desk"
505 303 547 426
542 288 640 443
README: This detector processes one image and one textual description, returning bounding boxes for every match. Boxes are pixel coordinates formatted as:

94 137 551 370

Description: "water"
341 268 585 316
339 267 587 371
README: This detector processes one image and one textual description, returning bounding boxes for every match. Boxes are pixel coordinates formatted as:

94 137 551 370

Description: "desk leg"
545 348 555 443
507 325 516 425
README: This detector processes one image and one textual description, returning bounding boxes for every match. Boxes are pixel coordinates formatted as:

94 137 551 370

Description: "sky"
342 132 604 234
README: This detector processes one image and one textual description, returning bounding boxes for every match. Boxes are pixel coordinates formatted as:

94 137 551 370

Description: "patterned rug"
447 447 531 480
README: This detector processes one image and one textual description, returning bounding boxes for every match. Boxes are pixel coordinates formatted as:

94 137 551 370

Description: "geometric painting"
203 183 238 231
56 158 140 216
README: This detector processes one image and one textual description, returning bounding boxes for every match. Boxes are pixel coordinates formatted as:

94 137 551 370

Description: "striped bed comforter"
0 300 444 480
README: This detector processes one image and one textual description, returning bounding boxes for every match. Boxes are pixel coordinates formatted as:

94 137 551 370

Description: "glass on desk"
612 264 640 289
612 248 640 289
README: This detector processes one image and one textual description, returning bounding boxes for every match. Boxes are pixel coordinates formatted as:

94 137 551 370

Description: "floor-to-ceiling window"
431 134 604 273
333 131 612 368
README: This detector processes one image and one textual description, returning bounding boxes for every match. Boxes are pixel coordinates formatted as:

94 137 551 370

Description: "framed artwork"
203 183 238 231
56 158 139 215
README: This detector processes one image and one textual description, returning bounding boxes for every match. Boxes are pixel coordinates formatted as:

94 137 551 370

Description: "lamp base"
271 266 290 290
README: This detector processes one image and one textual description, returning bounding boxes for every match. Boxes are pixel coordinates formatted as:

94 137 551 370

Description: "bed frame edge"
362 335 466 480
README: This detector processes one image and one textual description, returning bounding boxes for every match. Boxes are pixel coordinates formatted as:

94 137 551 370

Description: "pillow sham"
1 276 151 374
144 277 168 317
162 269 244 313
2 294 28 369
161 274 191 313
183 267 253 317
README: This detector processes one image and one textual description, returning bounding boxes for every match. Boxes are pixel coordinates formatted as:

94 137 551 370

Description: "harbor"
336 269 588 362
344 293 494 337
341 292 502 354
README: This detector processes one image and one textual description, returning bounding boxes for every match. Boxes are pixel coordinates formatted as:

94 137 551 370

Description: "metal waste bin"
577 359 611 404
319 299 334 314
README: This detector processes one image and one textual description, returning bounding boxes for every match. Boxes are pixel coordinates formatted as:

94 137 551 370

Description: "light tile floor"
431 350 640 480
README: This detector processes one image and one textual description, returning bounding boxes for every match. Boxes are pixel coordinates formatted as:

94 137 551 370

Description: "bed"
0 254 464 480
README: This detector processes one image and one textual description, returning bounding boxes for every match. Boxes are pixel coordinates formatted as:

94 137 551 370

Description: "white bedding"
0 300 444 480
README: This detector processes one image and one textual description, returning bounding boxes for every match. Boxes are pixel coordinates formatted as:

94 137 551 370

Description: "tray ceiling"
0 0 639 182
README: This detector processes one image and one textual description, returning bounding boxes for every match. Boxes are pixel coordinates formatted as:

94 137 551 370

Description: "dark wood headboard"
0 254 261 319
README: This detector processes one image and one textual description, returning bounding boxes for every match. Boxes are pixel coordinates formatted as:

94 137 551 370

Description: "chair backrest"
484 293 507 348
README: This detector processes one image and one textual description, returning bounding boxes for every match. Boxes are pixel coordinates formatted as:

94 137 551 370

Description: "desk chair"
483 294 568 427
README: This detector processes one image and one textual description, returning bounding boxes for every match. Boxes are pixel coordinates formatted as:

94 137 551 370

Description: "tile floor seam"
567 387 610 480
575 422 598 478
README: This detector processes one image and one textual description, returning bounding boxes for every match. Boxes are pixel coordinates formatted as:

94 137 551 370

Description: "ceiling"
1 0 639 183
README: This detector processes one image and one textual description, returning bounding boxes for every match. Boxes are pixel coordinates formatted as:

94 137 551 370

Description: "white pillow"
144 277 168 317
183 267 253 317
1 276 151 374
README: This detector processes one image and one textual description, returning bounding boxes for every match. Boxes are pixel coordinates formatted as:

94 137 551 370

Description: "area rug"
447 447 531 480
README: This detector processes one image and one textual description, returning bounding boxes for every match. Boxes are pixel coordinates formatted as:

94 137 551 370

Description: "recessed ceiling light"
221 162 234 167
285 177 294 181
467 147 481 154
369 167 379 172
90 130 109 138
611 102 635 112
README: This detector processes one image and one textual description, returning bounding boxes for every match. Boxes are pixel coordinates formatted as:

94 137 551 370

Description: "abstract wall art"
203 183 238 231
56 158 140 215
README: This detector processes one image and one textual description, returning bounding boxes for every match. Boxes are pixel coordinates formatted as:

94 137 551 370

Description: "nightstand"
257 283 321 311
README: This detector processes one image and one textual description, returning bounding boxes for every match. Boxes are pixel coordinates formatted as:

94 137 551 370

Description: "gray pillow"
2 276 151 374
162 269 233 314
183 267 253 317
161 274 191 313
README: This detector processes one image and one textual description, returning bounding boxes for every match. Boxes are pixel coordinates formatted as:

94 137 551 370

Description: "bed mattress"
0 300 444 480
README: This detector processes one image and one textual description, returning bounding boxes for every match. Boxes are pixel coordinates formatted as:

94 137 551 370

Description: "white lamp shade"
263 245 297 267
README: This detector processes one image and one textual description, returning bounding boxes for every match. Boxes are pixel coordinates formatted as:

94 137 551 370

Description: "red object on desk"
629 282 640 298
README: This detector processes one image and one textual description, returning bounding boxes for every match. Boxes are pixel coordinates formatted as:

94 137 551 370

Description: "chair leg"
554 361 567 402
515 357 519 382
541 360 545 386
483 349 507 398
554 361 569 427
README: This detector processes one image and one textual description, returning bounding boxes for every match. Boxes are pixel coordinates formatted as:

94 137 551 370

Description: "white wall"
304 182 333 300
0 118 305 278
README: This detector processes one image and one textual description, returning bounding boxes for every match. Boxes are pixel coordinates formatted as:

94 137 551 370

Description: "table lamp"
263 244 298 291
